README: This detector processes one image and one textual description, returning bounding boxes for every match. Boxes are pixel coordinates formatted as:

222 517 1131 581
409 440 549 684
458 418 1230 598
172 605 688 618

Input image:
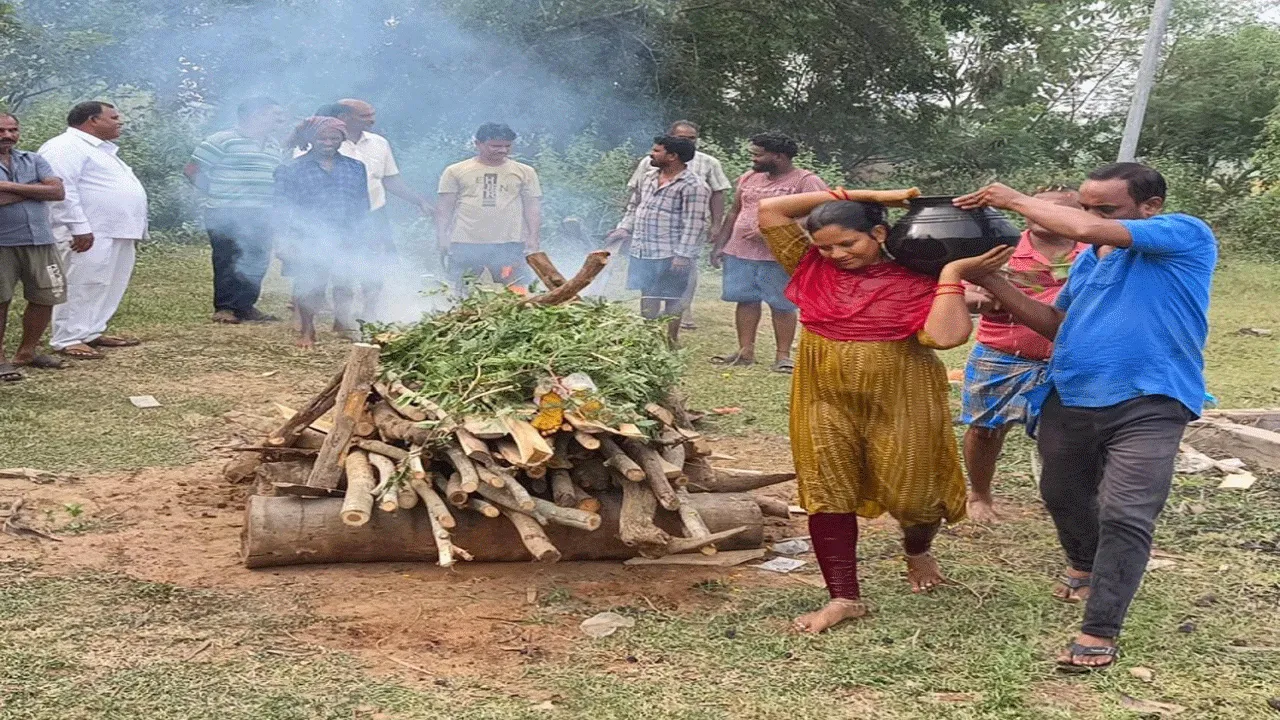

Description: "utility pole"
1117 0 1174 162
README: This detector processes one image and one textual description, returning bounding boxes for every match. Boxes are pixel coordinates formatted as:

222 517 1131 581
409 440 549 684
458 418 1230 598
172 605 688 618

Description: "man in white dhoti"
38 101 149 359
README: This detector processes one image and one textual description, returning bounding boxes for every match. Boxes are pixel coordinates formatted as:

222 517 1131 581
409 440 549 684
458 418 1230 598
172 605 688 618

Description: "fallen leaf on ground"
1146 558 1176 571
1119 695 1185 716
580 611 634 638
711 407 743 415
1130 666 1155 683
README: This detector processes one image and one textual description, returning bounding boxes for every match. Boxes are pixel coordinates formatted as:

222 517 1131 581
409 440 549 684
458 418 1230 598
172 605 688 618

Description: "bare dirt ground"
1 414 815 685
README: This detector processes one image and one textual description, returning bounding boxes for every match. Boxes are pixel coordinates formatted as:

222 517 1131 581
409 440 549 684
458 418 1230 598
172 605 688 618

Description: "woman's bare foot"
296 332 316 350
1052 568 1092 603
792 598 867 633
967 494 1001 524
905 553 945 593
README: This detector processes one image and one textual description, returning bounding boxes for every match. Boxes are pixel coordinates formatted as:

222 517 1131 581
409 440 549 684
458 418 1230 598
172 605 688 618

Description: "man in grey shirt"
0 113 67 380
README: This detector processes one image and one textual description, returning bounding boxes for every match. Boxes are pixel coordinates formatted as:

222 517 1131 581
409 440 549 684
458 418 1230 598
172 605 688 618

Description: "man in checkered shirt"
606 135 710 343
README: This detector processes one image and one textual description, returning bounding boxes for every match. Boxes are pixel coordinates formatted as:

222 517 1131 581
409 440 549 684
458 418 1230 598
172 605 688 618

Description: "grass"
2 244 1279 718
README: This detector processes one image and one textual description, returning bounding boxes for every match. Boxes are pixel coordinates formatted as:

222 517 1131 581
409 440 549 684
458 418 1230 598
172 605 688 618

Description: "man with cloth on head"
186 96 286 325
39 101 149 360
709 131 828 373
607 135 711 344
0 112 67 381
312 99 432 321
955 163 1217 672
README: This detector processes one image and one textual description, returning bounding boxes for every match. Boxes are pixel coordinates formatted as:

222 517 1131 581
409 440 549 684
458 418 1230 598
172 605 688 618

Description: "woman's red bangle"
935 282 964 290
828 190 844 201
934 289 966 297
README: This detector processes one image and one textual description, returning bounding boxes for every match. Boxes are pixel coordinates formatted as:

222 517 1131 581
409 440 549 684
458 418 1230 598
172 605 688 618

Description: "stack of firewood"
230 253 794 569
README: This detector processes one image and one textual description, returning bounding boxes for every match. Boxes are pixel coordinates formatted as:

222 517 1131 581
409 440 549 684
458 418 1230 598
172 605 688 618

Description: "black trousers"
1037 391 1192 638
206 208 273 317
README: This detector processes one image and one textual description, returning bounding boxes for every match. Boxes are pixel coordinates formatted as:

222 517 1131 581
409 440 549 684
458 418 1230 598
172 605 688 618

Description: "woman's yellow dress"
763 223 967 526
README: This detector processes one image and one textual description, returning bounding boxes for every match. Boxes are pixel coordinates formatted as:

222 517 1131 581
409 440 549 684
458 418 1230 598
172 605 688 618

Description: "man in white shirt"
626 120 730 329
312 99 432 322
38 101 149 359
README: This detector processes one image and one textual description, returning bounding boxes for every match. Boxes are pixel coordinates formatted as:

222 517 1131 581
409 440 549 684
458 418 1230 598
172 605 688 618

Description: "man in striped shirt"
185 97 286 324
607 136 711 343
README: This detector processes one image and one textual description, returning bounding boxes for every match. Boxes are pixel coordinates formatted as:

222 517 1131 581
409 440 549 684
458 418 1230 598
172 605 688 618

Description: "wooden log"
371 401 433 446
353 404 377 438
296 428 328 449
473 478 536 513
397 483 419 510
266 369 344 447
407 452 427 481
526 463 548 481
570 454 611 491
462 416 507 439
368 453 398 488
495 439 524 467
410 476 456 530
622 438 680 511
658 455 684 481
475 463 509 489
501 508 561 562
376 485 400 513
467 497 501 518
599 437 645 482
755 495 792 518
1184 419 1280 473
524 251 568 290
374 381 430 422
223 454 263 484
574 430 601 451
573 485 602 514
529 473 548 495
645 403 677 428
443 446 481 492
353 439 409 462
524 250 610 306
674 487 714 555
241 491 764 567
340 450 376 526
455 428 494 467
502 473 535 510
503 417 553 465
659 438 687 471
619 479 671 555
531 497 601 531
687 467 796 493
439 473 468 507
307 345 380 489
551 470 577 507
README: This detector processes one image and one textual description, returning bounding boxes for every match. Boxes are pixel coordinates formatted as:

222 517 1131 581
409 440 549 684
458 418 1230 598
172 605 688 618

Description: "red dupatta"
785 247 938 342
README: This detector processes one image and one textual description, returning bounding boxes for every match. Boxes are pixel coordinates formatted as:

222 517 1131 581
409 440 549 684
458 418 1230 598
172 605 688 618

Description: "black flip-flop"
0 362 25 382
1056 642 1118 673
16 354 65 370
710 351 755 367
87 335 141 347
1054 574 1091 604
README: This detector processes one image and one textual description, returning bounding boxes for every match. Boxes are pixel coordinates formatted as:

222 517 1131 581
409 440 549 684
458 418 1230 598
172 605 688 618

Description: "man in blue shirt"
0 112 68 381
954 163 1217 672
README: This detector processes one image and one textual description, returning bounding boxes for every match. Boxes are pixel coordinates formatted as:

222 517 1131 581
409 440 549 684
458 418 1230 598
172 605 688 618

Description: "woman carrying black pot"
757 187 1012 633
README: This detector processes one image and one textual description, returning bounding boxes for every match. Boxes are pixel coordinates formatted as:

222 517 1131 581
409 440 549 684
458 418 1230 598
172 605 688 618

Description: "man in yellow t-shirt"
435 123 542 291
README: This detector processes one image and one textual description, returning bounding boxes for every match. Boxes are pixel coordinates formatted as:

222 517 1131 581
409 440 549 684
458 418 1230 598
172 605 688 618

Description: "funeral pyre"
232 252 793 568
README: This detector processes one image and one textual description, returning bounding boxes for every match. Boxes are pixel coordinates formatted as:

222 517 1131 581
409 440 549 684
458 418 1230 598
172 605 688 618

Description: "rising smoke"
12 0 662 322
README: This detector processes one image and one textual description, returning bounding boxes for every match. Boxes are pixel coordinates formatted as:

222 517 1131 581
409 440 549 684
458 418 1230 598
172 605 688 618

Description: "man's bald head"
337 99 375 134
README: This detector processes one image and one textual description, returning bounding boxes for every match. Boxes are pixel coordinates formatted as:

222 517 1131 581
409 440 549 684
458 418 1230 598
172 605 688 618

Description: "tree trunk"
599 437 645 482
502 508 561 562
622 438 679 510
307 345 380 489
241 491 763 567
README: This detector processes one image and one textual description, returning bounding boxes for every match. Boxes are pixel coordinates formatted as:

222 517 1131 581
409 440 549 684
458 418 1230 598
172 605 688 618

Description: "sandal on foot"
1056 642 1118 673
58 344 106 360
1054 574 1091 604
16 354 65 370
710 351 755 366
0 363 25 382
88 335 141 347
772 358 795 374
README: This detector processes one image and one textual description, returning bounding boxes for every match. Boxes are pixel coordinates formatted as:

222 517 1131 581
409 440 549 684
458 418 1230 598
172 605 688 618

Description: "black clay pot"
885 196 1021 277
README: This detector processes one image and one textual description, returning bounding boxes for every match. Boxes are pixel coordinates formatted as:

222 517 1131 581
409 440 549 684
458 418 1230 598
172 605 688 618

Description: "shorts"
721 255 797 311
447 242 531 289
627 256 690 301
961 342 1049 429
0 244 66 306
